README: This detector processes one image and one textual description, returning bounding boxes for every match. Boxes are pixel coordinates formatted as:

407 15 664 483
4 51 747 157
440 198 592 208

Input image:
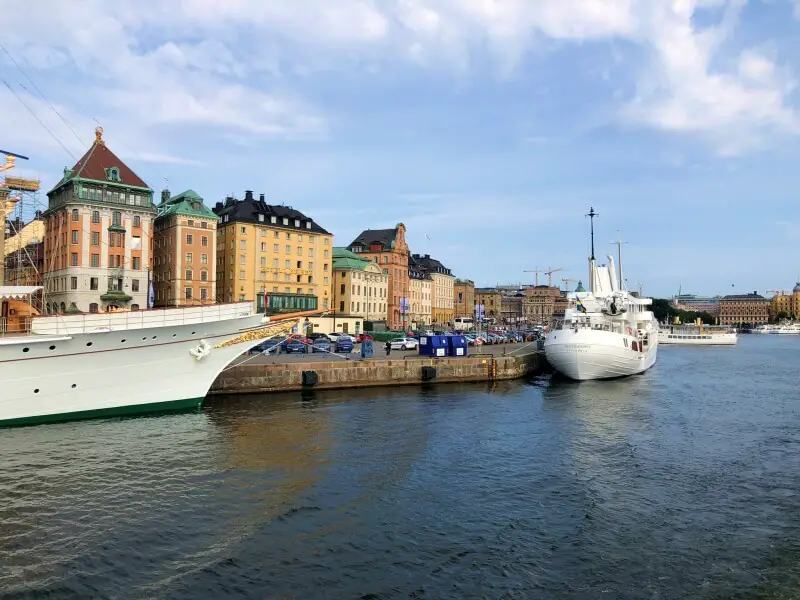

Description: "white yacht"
659 322 737 345
0 287 312 427
544 208 658 381
752 323 800 334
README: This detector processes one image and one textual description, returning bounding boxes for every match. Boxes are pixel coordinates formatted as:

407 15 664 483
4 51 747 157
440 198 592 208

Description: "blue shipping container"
446 335 468 357
418 335 448 357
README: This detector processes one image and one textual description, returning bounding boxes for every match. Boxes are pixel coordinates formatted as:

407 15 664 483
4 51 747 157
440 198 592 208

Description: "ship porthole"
34 389 39 394
152 336 157 340
22 347 29 353
142 337 147 341
86 342 93 347
172 334 177 338
49 345 56 350
71 384 77 389
121 339 126 343
191 331 196 335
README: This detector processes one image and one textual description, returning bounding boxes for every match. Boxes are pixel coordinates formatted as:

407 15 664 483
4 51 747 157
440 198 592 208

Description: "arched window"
71 209 79 221
130 304 140 311
60 302 66 313
89 303 99 313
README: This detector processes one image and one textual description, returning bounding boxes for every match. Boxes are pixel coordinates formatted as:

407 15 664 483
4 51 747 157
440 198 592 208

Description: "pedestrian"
385 340 391 356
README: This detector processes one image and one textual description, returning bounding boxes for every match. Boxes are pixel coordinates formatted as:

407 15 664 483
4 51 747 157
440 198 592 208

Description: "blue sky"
2 0 800 297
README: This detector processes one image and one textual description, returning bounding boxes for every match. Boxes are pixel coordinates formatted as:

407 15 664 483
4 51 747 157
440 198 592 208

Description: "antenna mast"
610 231 627 290
586 207 598 260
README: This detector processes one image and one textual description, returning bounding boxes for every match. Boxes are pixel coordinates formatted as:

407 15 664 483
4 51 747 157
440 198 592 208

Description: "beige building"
454 279 475 319
408 257 432 327
718 292 770 326
411 253 455 326
332 247 389 321
475 288 502 323
213 191 333 313
153 189 217 306
308 315 364 336
523 285 560 324
43 127 155 314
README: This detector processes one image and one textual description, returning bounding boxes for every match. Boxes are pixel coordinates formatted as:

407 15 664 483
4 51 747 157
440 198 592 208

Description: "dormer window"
282 217 288 225
105 167 121 182
305 221 311 229
258 214 264 222
271 216 277 224
294 219 300 227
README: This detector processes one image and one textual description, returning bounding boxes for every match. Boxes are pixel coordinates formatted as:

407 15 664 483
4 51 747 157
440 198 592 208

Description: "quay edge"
209 351 547 395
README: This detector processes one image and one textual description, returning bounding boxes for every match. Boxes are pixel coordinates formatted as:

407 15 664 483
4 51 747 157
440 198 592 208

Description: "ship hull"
544 327 658 381
0 313 274 427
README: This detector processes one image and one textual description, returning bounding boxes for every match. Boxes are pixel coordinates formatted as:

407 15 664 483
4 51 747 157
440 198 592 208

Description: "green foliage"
775 311 790 322
651 298 716 325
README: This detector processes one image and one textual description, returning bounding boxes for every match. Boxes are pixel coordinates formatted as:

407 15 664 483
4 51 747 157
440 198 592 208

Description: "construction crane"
523 268 545 286
561 277 580 291
767 289 786 298
545 266 563 287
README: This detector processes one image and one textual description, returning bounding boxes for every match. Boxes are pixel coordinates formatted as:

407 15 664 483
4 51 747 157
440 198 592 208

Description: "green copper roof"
333 246 371 271
156 189 217 220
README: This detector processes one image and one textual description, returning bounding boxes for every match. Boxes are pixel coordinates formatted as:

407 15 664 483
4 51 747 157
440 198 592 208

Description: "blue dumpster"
418 334 448 357
446 334 468 357
361 338 374 358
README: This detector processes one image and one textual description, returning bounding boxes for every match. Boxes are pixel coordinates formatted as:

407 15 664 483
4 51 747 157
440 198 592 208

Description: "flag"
425 233 430 240
576 298 587 313
148 280 155 309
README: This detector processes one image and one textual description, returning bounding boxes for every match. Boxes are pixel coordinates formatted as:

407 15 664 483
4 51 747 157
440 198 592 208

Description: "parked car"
307 333 329 341
312 338 332 353
335 335 354 353
390 337 418 350
283 339 307 354
355 333 373 343
251 338 283 354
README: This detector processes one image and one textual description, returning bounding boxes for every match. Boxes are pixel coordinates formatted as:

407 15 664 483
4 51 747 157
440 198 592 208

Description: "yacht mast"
586 207 598 292
611 232 627 290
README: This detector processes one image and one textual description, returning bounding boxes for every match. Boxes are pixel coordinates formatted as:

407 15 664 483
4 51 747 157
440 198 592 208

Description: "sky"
2 0 800 298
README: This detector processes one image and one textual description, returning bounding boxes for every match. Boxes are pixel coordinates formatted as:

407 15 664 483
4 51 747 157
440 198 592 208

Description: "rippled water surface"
2 336 800 599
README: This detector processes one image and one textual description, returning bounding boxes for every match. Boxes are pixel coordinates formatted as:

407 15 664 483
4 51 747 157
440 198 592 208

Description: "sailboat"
544 208 659 380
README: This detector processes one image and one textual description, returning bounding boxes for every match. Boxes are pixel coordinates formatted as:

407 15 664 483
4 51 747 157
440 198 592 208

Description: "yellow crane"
545 266 563 287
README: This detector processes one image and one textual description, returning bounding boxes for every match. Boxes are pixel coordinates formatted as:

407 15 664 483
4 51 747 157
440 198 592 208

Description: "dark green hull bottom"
0 397 204 428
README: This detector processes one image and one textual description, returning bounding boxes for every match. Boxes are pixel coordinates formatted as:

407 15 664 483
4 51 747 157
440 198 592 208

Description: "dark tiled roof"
212 192 330 235
410 253 451 276
50 129 150 193
349 228 397 250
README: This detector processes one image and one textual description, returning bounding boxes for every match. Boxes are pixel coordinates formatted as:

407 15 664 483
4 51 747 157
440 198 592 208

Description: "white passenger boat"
658 323 737 345
544 208 658 381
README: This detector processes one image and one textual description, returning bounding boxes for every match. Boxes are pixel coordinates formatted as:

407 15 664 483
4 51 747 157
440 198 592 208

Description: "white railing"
30 302 256 336
0 316 33 337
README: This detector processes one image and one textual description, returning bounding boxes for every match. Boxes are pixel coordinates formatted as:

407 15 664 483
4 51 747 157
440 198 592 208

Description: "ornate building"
43 127 155 313
213 191 333 313
153 189 218 306
523 285 560 325
411 253 455 326
768 283 800 320
718 292 770 326
408 254 432 327
454 279 475 319
475 288 502 323
332 247 389 321
348 224 409 329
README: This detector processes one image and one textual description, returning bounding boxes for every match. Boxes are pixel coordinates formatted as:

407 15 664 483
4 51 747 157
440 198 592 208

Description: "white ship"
544 208 658 381
659 322 737 345
752 323 800 334
0 286 307 427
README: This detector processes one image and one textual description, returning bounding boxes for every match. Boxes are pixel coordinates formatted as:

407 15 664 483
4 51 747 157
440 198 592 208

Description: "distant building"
670 293 720 315
348 224 409 329
475 288 502 322
410 253 455 326
408 253 432 327
153 189 218 306
768 283 800 320
213 191 333 314
332 247 389 323
718 292 770 326
43 127 155 314
523 285 561 324
454 279 475 319
501 293 524 325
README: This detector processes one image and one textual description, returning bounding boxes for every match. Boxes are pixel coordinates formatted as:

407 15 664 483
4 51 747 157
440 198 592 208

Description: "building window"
201 270 208 282
92 210 100 224
185 287 192 299
71 252 78 266
200 288 208 300
134 215 141 227
132 257 140 270
201 253 208 264
202 236 208 247
71 230 79 244
324 238 329 245
91 254 99 267
91 231 99 246
186 253 193 263
271 216 277 224
70 276 77 290
132 279 140 292
324 250 329 258
273 244 279 252
240 226 246 234
187 219 194 227
71 209 79 221
112 211 121 226
186 234 193 245
186 270 193 281
240 255 246 264
89 302 99 313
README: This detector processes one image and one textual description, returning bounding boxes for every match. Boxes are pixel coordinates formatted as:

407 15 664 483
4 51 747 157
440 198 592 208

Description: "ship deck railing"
0 302 256 337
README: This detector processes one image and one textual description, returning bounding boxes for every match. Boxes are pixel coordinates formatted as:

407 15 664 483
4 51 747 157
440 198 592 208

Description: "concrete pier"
209 351 545 395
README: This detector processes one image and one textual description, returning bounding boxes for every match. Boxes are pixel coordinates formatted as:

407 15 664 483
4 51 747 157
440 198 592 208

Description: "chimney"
214 201 223 212
161 189 170 204
225 196 234 208
245 190 254 201
259 193 265 202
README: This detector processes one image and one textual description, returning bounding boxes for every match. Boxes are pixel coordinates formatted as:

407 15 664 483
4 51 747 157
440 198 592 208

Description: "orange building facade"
347 224 410 329
43 128 155 314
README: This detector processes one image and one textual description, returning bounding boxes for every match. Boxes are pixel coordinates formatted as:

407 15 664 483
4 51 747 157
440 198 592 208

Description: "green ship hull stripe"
0 397 204 428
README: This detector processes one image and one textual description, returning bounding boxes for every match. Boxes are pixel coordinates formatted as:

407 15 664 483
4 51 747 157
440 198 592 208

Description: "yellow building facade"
213 192 333 312
408 271 432 327
331 247 389 321
769 283 800 319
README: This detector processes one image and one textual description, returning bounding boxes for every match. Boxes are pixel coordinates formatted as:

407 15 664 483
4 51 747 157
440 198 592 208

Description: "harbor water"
2 335 799 599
